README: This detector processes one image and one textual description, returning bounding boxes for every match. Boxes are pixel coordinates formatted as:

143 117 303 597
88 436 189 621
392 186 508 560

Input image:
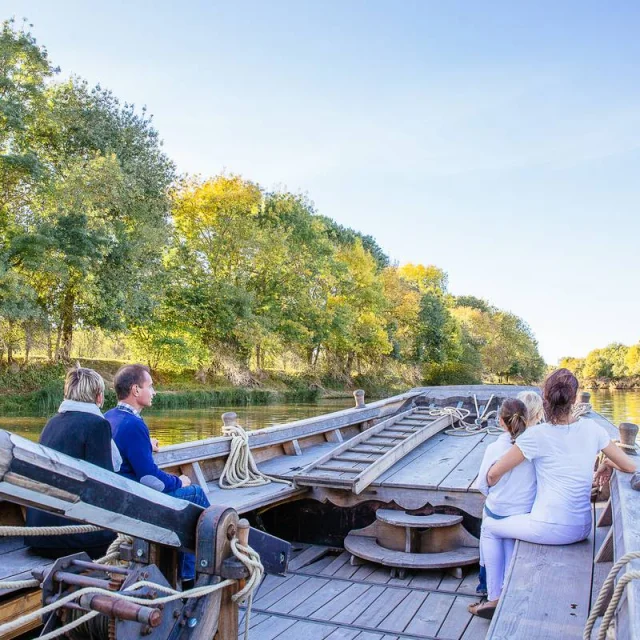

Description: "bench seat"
486 532 595 639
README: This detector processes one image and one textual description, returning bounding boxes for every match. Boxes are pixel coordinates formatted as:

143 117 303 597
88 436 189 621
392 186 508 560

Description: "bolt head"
200 559 208 567
136 548 144 557
187 617 198 628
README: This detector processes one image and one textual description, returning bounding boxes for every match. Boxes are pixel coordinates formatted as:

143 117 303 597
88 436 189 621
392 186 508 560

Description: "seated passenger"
105 364 210 581
26 365 118 558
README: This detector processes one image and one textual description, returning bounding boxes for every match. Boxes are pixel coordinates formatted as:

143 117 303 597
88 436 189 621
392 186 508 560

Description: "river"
1 389 639 446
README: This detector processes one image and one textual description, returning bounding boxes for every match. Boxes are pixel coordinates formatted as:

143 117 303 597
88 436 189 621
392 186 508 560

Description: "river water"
1 389 639 446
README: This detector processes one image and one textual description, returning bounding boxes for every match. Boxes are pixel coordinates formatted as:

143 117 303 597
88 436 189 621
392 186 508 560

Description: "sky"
4 0 640 363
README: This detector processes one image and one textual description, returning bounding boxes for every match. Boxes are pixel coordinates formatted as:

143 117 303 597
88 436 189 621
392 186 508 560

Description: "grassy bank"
0 360 408 415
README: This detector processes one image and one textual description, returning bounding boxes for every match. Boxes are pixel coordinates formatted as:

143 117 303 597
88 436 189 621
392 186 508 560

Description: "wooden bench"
486 533 595 639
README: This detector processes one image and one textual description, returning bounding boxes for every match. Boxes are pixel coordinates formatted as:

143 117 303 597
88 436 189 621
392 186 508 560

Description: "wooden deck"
239 545 491 640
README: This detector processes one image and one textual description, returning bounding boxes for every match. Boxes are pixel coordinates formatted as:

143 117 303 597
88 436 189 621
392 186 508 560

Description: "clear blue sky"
5 0 640 363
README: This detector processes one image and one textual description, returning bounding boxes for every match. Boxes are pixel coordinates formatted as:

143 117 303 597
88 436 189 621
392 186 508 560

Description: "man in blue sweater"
106 364 209 581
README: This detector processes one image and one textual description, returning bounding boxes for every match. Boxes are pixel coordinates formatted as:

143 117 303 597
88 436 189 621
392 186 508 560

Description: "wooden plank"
594 528 614 563
353 587 411 628
597 499 612 527
438 572 463 593
437 595 475 640
380 432 484 490
324 628 360 640
190 461 209 490
332 585 386 624
362 566 392 584
326 430 344 444
404 591 454 636
288 546 332 572
311 583 373 621
248 615 297 639
350 564 378 581
255 574 294 600
457 568 481 596
283 439 303 456
274 619 337 640
333 455 377 464
268 577 330 614
254 575 311 609
461 612 491 639
377 590 428 633
206 481 307 514
439 434 497 492
289 578 353 617
321 552 353 577
0 589 42 639
408 570 443 591
486 534 594 639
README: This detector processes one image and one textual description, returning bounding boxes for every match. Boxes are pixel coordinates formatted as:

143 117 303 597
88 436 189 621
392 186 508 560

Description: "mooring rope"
584 550 640 640
0 524 101 536
573 402 593 419
434 394 502 437
0 533 264 640
219 423 291 489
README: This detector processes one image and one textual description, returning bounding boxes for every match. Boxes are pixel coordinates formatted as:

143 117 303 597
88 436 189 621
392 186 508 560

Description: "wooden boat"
0 384 638 640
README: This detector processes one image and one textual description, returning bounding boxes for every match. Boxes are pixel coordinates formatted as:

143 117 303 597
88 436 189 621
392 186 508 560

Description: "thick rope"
0 578 39 590
573 402 593 419
219 424 291 489
96 533 134 565
0 524 101 536
436 395 502 437
583 550 640 640
0 534 264 640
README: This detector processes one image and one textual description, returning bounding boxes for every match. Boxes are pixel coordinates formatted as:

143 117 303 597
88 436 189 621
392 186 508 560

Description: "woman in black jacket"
25 365 119 558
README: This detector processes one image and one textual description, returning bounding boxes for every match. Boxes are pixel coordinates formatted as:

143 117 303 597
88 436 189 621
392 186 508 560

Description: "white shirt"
515 418 611 526
473 432 537 517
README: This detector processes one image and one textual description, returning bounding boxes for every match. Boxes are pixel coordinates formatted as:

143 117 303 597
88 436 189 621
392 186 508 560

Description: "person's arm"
487 445 526 487
600 442 637 473
126 422 183 493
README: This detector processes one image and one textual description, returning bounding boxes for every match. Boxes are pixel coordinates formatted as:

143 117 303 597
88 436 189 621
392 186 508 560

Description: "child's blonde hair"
517 391 544 426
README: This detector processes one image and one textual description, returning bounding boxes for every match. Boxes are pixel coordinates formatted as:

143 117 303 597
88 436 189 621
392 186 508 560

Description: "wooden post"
580 391 591 404
354 389 366 408
222 412 238 429
619 422 638 455
216 520 249 640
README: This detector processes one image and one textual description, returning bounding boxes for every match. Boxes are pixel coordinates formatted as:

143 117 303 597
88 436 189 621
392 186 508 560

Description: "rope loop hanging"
219 416 291 489
433 394 502 437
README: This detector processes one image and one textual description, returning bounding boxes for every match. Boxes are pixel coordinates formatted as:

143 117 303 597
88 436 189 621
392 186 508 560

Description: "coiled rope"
573 403 593 419
0 533 264 640
434 395 502 437
219 423 291 489
584 550 640 640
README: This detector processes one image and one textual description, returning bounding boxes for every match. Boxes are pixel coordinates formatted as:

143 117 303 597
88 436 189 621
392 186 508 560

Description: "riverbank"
581 377 640 390
0 360 409 415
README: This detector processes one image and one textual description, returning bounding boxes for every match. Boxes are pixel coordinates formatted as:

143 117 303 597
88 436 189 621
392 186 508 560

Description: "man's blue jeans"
167 485 210 580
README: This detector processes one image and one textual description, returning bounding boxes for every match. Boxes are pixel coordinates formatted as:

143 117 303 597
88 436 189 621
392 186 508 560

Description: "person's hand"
150 438 160 452
179 474 192 487
594 461 612 488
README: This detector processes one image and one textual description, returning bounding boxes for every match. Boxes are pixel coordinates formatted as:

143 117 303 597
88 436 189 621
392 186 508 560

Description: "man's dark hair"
114 364 150 400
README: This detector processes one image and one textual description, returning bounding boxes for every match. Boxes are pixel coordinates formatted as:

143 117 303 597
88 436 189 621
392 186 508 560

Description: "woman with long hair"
469 368 636 618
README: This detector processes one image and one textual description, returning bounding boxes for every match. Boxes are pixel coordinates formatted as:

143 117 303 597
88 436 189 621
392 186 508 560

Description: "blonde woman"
25 365 117 558
517 390 544 426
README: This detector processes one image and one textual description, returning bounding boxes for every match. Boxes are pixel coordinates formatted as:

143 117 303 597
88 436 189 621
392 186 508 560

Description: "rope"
573 402 593 419
219 424 291 489
0 533 264 640
0 524 101 536
0 578 39 590
96 533 134 565
436 395 503 437
583 550 640 640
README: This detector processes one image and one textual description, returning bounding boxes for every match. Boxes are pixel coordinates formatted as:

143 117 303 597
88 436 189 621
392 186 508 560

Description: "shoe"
468 600 497 619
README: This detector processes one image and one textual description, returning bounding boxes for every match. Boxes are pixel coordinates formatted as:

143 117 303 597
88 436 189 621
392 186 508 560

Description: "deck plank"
461 616 491 640
380 434 485 490
288 545 331 572
331 585 386 624
404 592 454 637
321 551 352 577
311 583 372 621
269 577 330 615
353 587 411 629
248 615 297 639
378 590 428 633
289 579 353 617
324 629 360 640
435 596 473 639
206 480 307 514
274 619 337 639
439 435 497 491
255 574 311 609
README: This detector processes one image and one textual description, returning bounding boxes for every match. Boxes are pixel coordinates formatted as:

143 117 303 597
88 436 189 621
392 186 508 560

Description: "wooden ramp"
293 407 453 494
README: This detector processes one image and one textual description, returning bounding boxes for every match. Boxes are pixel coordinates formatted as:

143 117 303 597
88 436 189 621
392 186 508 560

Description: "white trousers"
481 514 591 601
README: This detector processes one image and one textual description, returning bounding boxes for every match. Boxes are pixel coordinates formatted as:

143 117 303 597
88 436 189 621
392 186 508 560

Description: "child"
473 398 537 597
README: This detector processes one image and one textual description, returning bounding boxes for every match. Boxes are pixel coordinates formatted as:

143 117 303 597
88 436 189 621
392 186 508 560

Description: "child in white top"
473 397 537 595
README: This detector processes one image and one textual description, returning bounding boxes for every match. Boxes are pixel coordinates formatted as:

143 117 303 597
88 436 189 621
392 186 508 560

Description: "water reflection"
589 389 640 427
0 399 354 444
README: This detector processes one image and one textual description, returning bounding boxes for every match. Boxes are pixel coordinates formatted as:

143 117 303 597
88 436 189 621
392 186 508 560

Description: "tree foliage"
0 21 546 386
